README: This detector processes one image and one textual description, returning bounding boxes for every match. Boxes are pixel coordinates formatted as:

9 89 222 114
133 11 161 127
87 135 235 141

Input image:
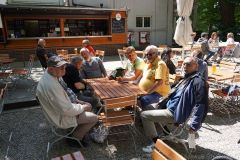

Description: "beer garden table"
84 78 146 116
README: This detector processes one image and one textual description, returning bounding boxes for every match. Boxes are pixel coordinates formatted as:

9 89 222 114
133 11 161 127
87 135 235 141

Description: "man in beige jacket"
36 56 98 146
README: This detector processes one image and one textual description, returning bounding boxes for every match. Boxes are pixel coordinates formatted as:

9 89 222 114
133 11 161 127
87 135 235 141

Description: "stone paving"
0 56 240 160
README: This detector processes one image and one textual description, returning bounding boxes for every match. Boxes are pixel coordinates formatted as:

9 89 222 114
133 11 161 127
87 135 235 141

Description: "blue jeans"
205 51 215 61
139 92 161 111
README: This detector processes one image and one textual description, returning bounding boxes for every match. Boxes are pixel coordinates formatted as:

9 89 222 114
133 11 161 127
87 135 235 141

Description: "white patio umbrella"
173 0 194 47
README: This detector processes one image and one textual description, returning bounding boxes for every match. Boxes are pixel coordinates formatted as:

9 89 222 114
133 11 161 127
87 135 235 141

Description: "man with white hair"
141 57 208 153
138 45 170 110
63 56 100 108
80 47 107 79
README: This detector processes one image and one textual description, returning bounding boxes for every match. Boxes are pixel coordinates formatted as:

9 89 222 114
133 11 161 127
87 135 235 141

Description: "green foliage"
195 0 240 41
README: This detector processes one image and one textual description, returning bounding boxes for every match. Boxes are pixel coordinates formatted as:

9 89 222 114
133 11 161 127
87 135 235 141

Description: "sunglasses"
146 53 154 57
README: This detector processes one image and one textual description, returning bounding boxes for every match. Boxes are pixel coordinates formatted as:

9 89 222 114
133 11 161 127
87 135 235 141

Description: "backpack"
108 67 126 80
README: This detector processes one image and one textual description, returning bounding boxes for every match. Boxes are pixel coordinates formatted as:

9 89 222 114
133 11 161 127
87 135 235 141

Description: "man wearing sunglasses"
138 45 171 110
141 57 208 153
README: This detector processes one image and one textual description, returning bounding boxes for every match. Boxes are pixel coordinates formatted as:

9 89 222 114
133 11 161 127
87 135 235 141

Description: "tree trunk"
219 0 235 28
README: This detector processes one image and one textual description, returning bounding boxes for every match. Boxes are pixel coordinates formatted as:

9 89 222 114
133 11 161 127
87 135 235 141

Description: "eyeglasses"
183 62 192 67
146 53 153 57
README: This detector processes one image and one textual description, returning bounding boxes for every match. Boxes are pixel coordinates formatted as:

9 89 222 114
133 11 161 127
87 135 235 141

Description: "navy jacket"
173 72 208 131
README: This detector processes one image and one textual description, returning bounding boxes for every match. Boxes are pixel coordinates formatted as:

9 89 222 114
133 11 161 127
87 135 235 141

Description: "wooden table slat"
85 78 146 100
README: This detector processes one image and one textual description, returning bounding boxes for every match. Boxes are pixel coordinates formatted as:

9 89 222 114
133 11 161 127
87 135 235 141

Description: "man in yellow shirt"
138 45 170 110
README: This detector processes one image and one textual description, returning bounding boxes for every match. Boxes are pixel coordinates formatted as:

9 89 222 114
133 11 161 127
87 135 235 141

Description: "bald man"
36 39 55 69
80 47 107 79
141 57 208 153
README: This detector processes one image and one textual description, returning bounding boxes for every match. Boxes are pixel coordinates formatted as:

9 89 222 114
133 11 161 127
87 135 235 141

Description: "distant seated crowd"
36 38 208 152
195 32 237 64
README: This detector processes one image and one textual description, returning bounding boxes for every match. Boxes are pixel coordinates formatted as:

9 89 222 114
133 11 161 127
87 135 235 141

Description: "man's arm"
147 79 163 93
97 58 107 77
121 69 142 81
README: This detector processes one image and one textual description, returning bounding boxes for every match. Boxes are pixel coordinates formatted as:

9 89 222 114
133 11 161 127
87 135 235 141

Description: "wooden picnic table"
208 66 235 81
85 78 146 100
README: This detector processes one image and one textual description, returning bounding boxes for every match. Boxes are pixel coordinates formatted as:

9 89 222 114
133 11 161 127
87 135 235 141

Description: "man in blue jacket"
141 57 208 153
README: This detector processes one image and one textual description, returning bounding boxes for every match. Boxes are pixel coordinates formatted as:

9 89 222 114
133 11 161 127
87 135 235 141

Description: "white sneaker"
142 142 155 153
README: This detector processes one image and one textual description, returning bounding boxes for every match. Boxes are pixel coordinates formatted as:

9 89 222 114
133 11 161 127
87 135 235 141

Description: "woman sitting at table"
215 32 235 63
161 48 176 75
116 46 145 84
207 32 220 62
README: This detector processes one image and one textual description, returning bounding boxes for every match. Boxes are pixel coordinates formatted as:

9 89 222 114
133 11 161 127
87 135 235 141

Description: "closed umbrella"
173 0 194 47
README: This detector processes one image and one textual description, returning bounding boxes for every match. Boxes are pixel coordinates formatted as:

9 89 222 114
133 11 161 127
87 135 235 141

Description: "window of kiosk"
64 19 109 36
6 19 60 38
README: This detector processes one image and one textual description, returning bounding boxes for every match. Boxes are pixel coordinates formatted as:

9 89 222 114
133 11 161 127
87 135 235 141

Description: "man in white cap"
36 56 98 147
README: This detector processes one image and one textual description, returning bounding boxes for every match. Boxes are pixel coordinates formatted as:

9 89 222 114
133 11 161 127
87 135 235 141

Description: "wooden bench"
152 139 186 160
51 151 85 160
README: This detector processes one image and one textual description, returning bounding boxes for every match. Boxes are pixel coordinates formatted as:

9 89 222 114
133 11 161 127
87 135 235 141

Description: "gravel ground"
0 106 239 160
1 57 240 160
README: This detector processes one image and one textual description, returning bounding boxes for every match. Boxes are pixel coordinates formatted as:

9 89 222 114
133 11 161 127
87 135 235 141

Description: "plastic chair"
11 54 35 91
11 54 34 80
0 83 8 114
223 44 236 62
159 122 194 153
36 97 83 158
117 49 127 66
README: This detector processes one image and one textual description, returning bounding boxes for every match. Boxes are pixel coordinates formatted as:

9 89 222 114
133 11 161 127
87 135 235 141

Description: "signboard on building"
112 19 125 33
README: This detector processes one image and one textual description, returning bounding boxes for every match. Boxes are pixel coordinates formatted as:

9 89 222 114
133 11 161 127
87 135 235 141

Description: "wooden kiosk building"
0 4 128 60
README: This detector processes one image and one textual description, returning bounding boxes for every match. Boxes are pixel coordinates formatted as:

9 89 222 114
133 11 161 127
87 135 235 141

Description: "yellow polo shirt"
138 57 170 97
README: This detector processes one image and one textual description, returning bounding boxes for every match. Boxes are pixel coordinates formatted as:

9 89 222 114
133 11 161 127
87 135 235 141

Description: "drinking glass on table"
212 63 217 74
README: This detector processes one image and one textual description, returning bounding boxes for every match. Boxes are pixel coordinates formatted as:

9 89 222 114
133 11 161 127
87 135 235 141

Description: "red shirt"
86 45 95 56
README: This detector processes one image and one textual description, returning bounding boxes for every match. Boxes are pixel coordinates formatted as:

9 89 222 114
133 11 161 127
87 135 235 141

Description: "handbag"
108 67 126 80
90 123 109 143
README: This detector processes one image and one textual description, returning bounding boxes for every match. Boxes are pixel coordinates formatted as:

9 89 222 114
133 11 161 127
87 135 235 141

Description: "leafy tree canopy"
195 0 240 41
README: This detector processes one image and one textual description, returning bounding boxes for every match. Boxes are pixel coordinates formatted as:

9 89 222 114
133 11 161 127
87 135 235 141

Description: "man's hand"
116 77 124 82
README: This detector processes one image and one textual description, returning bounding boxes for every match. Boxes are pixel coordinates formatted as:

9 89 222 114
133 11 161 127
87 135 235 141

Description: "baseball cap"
47 56 67 67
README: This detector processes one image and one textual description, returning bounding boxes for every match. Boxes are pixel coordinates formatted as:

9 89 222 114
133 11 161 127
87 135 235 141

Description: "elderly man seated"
117 46 145 84
80 48 107 79
138 45 171 110
36 56 98 147
63 56 100 109
141 57 208 153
